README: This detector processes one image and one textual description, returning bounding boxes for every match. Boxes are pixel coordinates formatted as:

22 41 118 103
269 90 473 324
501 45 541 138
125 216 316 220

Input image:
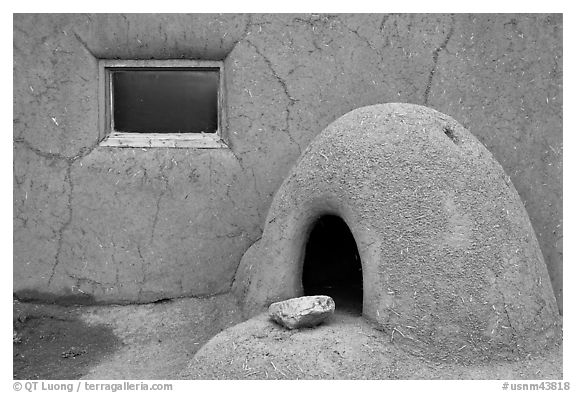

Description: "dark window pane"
111 69 219 133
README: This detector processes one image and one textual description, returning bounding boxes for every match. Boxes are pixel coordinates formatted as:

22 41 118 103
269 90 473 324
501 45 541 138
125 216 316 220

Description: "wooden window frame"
98 59 226 149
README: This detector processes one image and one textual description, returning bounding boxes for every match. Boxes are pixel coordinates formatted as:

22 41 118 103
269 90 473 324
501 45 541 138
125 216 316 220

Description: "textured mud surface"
184 312 562 380
13 294 243 380
233 103 560 362
13 14 562 312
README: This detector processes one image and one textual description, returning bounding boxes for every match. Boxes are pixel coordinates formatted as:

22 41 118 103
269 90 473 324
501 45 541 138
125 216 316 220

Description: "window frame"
98 59 226 148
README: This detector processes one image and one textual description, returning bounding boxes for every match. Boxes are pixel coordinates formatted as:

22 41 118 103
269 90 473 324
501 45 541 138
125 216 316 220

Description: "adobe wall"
13 14 562 312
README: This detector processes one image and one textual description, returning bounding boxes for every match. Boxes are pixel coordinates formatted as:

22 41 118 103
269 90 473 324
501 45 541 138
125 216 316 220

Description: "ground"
13 295 562 380
13 301 120 379
184 313 562 380
13 294 242 380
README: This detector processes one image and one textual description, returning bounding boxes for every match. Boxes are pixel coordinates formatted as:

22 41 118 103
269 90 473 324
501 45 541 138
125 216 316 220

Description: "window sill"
99 132 228 149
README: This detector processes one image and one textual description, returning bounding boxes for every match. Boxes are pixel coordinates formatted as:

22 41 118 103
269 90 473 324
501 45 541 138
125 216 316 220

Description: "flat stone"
268 295 335 330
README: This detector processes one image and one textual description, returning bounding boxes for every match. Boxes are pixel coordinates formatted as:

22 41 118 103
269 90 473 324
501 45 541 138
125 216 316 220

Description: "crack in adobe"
342 21 377 51
379 14 391 32
150 189 166 243
47 162 74 287
247 166 267 226
14 136 100 163
229 147 246 171
137 243 147 301
228 14 254 55
72 31 95 57
16 136 100 287
149 159 173 243
245 39 302 155
502 303 520 353
495 276 521 352
241 14 254 40
112 253 119 285
250 167 263 202
424 15 455 106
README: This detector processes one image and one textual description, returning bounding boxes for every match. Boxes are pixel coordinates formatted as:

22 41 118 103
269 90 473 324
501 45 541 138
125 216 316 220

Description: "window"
99 60 226 148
